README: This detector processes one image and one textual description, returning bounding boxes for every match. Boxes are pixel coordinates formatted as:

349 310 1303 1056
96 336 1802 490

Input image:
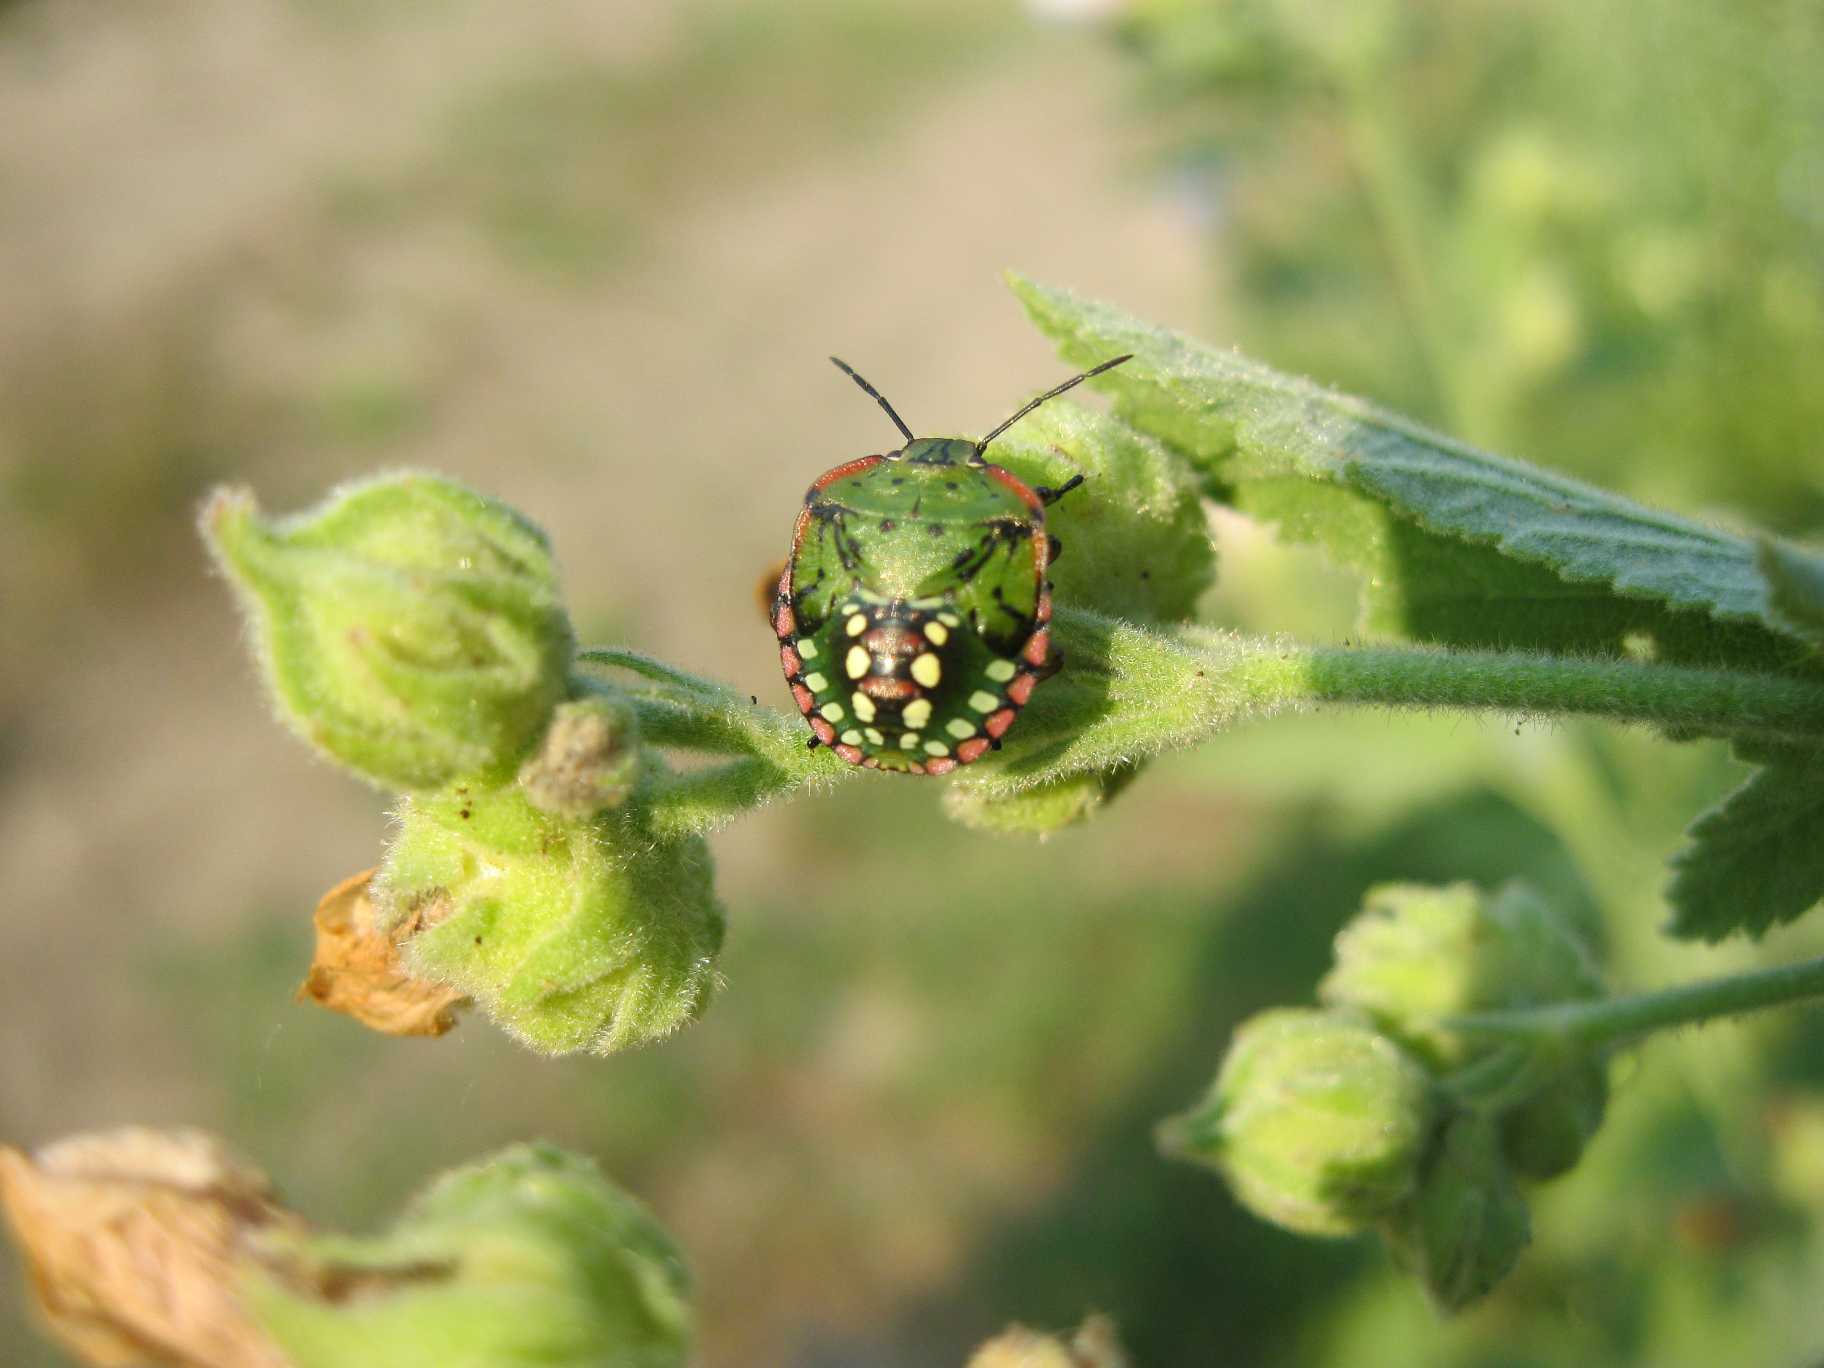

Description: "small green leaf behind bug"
773 355 1129 774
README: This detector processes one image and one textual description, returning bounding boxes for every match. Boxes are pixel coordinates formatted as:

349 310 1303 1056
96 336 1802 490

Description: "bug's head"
899 437 975 466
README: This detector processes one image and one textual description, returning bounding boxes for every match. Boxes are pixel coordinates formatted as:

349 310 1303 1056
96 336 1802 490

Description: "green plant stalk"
1443 953 1824 1053
576 646 844 837
579 616 1824 830
1265 639 1824 744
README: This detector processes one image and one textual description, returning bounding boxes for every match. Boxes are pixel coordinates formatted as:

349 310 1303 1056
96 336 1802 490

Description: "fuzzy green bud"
377 781 723 1056
1499 1058 1609 1181
203 474 574 791
1158 1008 1434 1237
1381 1114 1531 1313
1320 882 1604 1071
246 1143 691 1368
992 404 1214 627
943 761 1144 836
519 694 641 816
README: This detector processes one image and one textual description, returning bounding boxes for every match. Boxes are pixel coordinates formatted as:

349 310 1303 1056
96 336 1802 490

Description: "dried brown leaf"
966 1314 1129 1368
0 1128 300 1368
297 869 467 1037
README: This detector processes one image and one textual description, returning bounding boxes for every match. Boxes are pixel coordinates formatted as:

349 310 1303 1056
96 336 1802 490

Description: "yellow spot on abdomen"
923 740 950 757
846 614 868 636
923 621 949 646
902 698 933 730
803 672 828 693
968 690 998 713
946 718 976 740
841 729 863 746
797 638 819 659
911 653 942 688
850 691 878 723
986 659 1017 683
820 702 845 722
899 733 919 749
845 645 870 679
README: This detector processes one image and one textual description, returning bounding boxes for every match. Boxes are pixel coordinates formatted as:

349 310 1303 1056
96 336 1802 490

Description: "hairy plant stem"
578 620 1824 830
1443 954 1824 1053
1244 638 1824 746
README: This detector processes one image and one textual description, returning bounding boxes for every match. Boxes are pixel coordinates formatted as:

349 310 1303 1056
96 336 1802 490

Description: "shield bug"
772 354 1130 774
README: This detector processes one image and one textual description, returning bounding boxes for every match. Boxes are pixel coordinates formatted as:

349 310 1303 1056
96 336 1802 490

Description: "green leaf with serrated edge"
1236 479 1796 661
1760 538 1824 649
1009 274 1815 670
1667 752 1824 941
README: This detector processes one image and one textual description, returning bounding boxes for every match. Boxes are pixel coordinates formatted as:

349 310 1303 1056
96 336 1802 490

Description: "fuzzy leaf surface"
1759 538 1824 650
1011 275 1813 670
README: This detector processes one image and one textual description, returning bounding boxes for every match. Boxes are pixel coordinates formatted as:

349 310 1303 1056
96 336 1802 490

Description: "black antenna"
830 357 914 444
973 354 1133 460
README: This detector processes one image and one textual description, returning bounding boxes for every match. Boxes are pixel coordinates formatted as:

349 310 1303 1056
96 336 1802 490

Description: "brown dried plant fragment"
297 869 467 1037
966 1314 1129 1368
0 1128 300 1368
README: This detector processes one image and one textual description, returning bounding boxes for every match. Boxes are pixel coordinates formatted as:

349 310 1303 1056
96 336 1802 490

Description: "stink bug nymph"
772 354 1131 774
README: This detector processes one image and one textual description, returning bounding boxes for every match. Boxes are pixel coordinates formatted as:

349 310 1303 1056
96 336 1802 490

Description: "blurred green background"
5 1 1824 1363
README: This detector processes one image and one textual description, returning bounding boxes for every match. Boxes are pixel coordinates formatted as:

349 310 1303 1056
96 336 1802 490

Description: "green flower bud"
246 1143 691 1368
519 694 640 816
992 404 1214 627
1319 882 1603 1071
203 474 574 791
1381 1114 1531 1313
1158 1008 1434 1237
377 781 723 1056
943 761 1144 836
1499 1058 1609 1181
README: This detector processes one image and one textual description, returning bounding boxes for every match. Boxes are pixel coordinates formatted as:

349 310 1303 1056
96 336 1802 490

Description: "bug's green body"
774 437 1055 775
775 357 1128 774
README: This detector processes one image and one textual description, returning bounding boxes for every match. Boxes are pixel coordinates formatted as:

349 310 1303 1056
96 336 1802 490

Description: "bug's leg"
1033 651 1065 684
1047 534 1063 565
1034 473 1085 506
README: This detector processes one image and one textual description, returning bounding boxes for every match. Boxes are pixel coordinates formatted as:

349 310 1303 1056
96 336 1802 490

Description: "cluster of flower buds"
1157 881 1608 1310
205 474 722 1055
